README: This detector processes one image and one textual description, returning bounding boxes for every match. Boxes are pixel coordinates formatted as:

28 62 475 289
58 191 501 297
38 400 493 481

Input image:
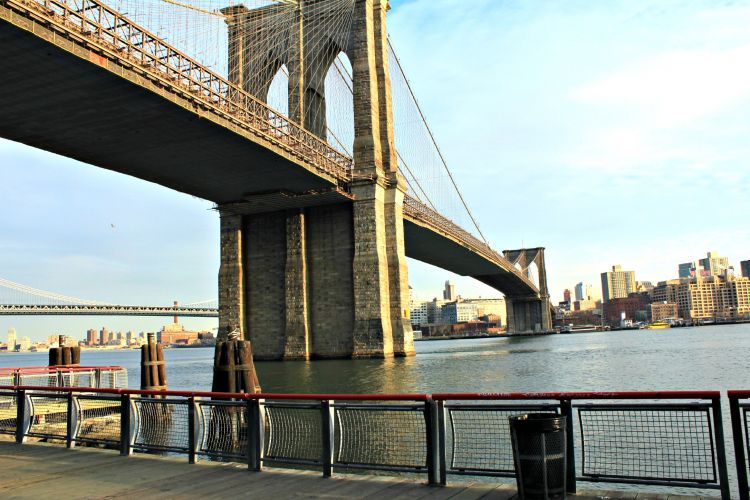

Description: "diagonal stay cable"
387 36 489 246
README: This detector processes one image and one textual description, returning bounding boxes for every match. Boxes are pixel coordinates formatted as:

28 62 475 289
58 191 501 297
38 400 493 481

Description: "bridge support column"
218 213 245 341
503 248 553 334
283 209 311 360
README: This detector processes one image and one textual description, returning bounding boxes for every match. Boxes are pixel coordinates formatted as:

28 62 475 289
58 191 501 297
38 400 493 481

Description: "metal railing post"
437 400 447 486
712 396 731 500
15 389 28 444
188 397 197 464
247 398 263 471
560 399 576 494
425 398 440 486
66 392 76 449
120 393 132 456
321 399 334 477
730 394 749 500
94 369 102 389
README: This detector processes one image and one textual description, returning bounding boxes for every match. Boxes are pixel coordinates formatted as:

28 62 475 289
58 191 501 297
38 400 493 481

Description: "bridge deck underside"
0 17 336 203
403 219 537 298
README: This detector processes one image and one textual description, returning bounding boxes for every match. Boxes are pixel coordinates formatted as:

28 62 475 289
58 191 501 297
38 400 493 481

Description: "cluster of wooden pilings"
212 331 261 394
48 335 80 367
140 333 167 391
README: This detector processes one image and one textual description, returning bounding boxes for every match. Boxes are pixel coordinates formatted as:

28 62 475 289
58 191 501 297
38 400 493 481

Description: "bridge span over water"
0 0 552 359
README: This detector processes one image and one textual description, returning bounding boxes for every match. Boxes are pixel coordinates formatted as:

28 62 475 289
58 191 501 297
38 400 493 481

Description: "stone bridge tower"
217 0 414 359
502 247 553 334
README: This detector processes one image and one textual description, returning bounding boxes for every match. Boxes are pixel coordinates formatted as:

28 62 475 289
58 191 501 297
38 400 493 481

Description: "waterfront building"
86 329 97 346
464 298 506 326
19 336 31 351
426 299 448 324
636 281 654 293
441 301 479 324
602 293 651 326
573 299 597 311
741 260 750 279
409 300 429 328
601 265 636 303
443 281 456 301
7 327 16 351
652 275 750 320
650 302 678 322
158 319 200 345
99 327 108 346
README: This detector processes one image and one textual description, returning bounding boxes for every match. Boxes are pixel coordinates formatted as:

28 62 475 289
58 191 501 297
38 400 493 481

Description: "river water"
2 324 749 495
2 324 747 393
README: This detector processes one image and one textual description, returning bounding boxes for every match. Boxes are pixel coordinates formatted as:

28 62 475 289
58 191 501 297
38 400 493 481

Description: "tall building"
574 282 594 301
740 260 750 279
7 327 17 351
441 301 479 324
443 281 456 301
99 327 108 346
601 265 636 303
563 289 571 303
699 251 729 277
678 261 703 279
86 329 97 346
19 336 31 351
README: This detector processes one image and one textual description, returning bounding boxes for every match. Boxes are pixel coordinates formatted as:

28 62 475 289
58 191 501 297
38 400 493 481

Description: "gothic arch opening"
267 64 289 119
322 52 354 155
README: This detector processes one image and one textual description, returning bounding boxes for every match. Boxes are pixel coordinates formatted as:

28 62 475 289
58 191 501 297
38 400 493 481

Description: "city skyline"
2 0 749 338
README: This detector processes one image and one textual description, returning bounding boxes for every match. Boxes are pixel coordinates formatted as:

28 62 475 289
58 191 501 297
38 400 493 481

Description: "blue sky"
2 0 750 340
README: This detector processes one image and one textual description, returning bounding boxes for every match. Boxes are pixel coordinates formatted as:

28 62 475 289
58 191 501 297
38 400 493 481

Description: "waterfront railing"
0 366 127 389
728 390 750 499
0 386 733 498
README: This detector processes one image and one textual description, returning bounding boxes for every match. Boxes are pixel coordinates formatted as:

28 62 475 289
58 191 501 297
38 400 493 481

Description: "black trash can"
509 413 567 500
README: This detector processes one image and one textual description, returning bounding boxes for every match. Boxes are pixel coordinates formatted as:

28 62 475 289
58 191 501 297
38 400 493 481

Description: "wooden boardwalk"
0 441 715 499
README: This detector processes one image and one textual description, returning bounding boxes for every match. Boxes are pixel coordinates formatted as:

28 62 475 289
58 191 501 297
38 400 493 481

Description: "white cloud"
571 45 750 129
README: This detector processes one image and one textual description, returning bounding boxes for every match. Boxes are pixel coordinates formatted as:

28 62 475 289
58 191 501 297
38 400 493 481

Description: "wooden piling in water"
47 335 80 367
140 333 167 391
211 331 261 394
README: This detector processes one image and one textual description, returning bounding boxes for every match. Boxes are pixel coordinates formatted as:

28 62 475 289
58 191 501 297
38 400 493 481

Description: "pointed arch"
323 51 354 155
266 64 289 118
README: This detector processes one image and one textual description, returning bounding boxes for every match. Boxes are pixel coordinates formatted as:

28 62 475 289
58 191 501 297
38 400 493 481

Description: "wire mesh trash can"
509 413 567 500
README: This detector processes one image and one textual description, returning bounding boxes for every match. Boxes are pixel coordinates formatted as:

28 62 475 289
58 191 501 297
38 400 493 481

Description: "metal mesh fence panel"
27 394 68 439
133 398 190 454
19 373 58 387
197 400 248 460
0 375 14 387
99 369 128 389
0 392 17 435
264 403 322 464
335 404 427 470
578 404 716 484
743 406 750 477
446 404 558 475
75 395 121 445
60 371 95 389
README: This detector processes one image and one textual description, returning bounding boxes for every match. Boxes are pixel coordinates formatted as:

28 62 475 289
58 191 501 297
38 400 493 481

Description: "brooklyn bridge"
0 0 552 360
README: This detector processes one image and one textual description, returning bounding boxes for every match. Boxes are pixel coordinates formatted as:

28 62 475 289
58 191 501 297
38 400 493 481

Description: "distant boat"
646 321 670 330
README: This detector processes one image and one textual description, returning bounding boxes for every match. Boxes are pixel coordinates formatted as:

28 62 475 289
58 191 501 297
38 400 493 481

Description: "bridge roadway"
0 304 218 317
0 0 539 300
0 440 710 499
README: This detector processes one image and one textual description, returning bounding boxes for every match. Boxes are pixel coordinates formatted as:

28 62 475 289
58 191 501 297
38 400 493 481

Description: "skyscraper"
86 329 97 346
100 327 108 346
742 260 750 279
699 251 729 277
443 281 456 301
563 289 571 303
7 327 17 351
678 262 703 279
600 265 636 303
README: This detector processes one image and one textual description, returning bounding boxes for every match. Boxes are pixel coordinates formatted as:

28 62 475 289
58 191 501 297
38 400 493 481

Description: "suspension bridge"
0 0 552 359
0 278 219 317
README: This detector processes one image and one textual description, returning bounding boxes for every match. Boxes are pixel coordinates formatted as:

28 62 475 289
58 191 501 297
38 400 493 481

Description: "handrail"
2 0 353 180
433 390 721 401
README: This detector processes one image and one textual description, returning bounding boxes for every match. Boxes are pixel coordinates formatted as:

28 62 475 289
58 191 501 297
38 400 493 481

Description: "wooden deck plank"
0 441 713 500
